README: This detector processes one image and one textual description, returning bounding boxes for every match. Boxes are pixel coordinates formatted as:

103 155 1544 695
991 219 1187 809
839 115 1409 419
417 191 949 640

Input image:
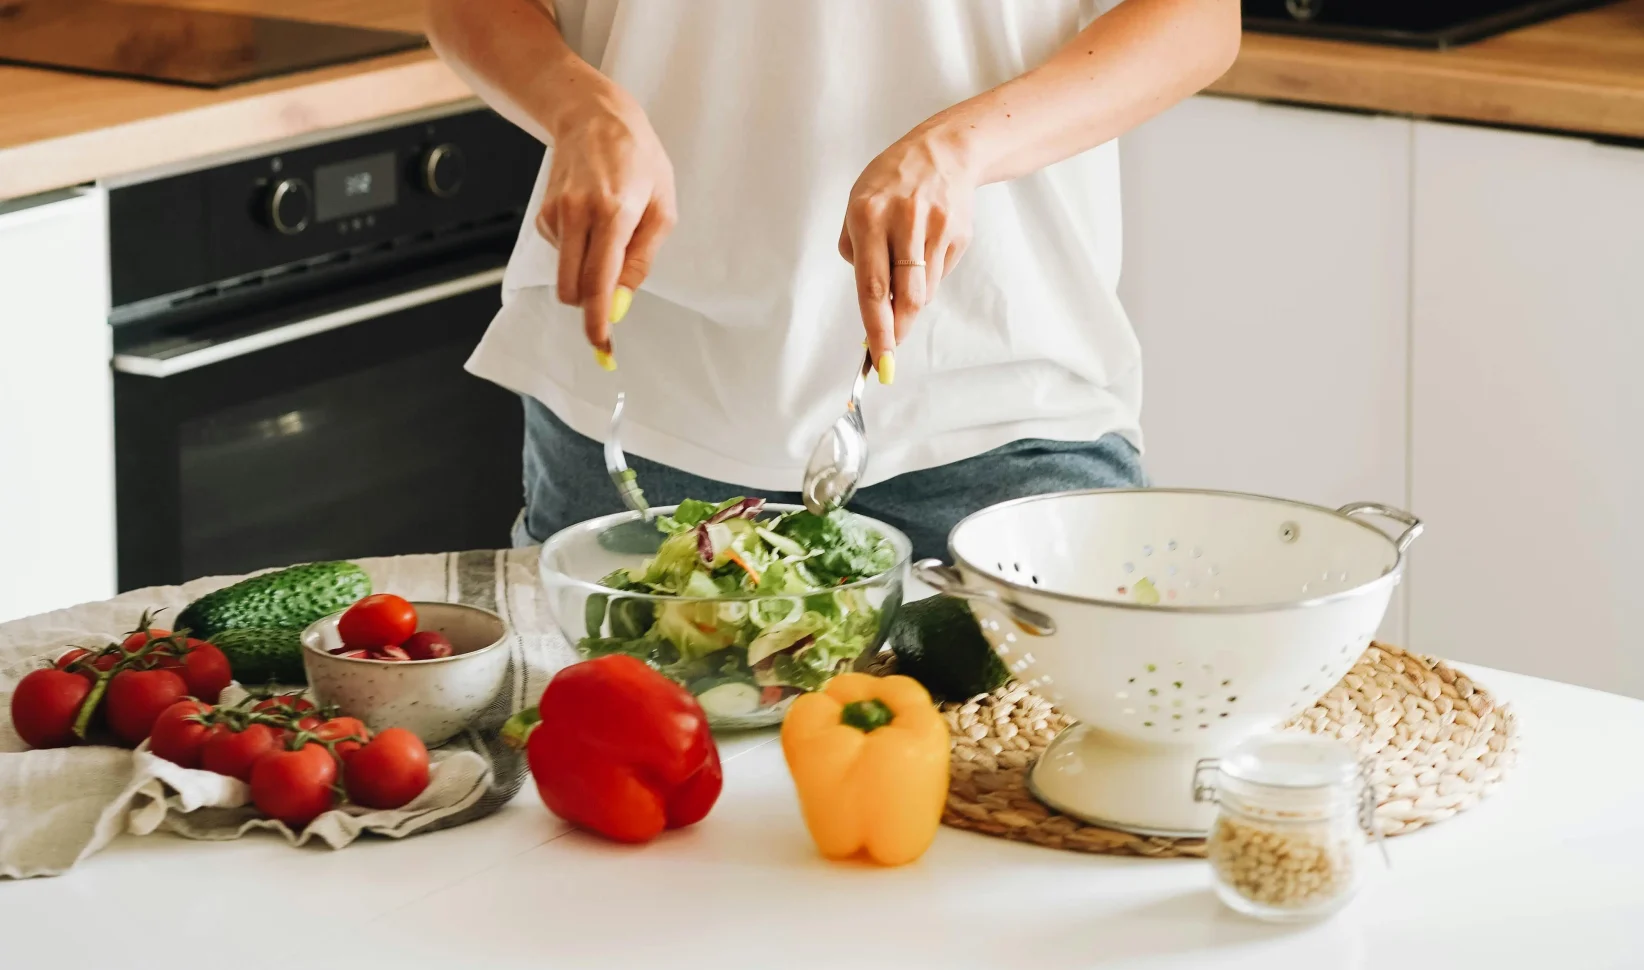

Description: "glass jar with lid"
1193 732 1382 922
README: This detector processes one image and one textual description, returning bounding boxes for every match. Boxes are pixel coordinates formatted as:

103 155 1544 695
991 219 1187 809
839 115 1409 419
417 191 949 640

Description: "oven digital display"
314 152 398 223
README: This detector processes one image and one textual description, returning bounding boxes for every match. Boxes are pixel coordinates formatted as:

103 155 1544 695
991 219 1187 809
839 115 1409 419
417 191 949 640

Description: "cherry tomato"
148 700 214 768
312 716 371 762
252 693 315 716
251 743 338 828
54 647 93 670
373 644 412 662
9 669 93 748
120 627 173 653
174 639 232 703
105 668 190 747
335 649 371 660
337 594 418 650
344 727 430 810
200 722 280 781
401 631 454 661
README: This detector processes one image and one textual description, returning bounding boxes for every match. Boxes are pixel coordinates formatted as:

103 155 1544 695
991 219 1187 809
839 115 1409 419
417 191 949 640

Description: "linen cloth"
0 548 574 879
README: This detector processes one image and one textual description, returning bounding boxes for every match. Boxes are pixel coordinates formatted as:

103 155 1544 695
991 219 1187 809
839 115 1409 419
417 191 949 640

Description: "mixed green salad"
578 497 901 720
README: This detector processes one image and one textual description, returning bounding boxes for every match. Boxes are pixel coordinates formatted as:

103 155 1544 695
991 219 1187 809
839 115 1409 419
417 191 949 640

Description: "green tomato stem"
500 707 541 750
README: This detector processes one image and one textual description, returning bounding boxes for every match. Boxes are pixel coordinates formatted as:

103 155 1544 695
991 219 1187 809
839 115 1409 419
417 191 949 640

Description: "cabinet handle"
1337 502 1425 554
111 267 506 378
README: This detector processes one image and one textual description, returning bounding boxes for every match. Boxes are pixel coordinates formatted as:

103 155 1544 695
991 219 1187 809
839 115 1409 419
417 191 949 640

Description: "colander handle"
1337 503 1424 554
911 559 1057 637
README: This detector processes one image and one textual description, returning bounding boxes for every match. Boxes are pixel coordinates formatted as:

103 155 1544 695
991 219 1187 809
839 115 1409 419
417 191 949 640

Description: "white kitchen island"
2 664 1641 970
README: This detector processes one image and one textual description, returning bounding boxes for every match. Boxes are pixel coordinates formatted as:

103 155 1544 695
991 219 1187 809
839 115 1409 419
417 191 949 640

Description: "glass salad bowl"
538 500 911 728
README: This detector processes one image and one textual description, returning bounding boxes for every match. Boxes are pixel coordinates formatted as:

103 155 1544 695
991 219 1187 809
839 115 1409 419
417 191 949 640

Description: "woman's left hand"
839 130 976 383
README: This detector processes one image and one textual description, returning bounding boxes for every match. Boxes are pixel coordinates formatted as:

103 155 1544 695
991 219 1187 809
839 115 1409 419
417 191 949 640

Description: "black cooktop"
1243 0 1618 49
0 0 426 88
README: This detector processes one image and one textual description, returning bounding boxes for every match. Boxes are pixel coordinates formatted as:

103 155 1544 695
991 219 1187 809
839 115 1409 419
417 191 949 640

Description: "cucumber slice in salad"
695 681 762 718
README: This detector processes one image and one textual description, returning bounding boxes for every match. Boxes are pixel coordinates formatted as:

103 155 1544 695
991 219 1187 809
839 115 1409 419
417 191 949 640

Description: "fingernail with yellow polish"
594 347 617 372
609 286 633 324
876 351 895 385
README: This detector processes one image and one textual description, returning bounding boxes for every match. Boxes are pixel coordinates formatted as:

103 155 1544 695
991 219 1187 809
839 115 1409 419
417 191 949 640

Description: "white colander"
914 489 1422 837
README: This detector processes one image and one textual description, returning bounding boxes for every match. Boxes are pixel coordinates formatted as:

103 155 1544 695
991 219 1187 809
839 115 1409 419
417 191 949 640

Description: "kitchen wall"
1118 94 1644 699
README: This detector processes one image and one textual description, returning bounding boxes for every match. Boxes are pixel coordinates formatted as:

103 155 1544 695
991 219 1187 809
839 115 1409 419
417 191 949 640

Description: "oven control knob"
421 143 466 199
267 178 312 235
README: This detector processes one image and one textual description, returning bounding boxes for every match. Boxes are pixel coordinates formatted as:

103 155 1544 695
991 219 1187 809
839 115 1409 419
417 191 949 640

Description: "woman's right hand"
537 81 676 369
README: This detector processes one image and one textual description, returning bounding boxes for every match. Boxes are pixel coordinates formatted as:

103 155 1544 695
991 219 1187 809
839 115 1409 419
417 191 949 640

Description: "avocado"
888 595 1011 701
207 627 307 685
178 561 372 641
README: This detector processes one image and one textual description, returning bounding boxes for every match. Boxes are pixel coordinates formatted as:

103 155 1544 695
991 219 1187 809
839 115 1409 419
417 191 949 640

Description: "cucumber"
695 681 761 719
207 627 307 686
178 561 371 641
887 595 1011 701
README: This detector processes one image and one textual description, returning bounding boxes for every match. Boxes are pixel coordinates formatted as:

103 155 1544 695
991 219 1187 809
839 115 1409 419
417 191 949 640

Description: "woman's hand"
537 82 677 369
839 130 976 384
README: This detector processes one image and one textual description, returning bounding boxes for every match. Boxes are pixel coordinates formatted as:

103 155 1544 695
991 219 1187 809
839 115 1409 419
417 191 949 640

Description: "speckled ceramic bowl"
300 602 510 747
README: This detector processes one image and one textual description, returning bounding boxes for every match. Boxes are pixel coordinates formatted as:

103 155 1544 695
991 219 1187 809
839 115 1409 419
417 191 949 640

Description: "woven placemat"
868 642 1518 858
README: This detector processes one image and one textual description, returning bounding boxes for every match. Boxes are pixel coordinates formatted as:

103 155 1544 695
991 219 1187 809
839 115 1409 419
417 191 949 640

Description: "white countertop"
4 664 1643 969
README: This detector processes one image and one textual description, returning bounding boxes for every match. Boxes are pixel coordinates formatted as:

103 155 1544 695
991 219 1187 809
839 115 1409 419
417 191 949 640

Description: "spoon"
597 392 665 554
801 349 874 515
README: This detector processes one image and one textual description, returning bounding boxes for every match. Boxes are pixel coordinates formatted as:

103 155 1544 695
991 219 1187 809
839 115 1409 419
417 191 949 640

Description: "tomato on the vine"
251 742 338 827
105 668 189 747
149 700 214 768
54 648 93 671
344 727 430 810
10 669 92 748
337 594 418 650
254 694 320 730
252 694 315 717
201 722 280 781
312 716 371 762
120 627 173 653
176 639 232 703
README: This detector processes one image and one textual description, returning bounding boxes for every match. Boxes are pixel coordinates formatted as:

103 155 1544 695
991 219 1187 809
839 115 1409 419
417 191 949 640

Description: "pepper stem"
840 699 894 733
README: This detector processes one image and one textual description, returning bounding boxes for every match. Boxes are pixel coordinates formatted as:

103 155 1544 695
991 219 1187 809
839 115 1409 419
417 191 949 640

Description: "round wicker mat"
869 643 1518 859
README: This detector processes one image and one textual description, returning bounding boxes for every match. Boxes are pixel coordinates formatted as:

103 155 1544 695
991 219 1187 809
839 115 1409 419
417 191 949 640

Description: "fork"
598 392 665 553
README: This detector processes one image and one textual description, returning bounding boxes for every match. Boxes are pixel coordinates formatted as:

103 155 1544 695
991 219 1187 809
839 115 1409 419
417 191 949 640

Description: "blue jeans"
513 396 1146 561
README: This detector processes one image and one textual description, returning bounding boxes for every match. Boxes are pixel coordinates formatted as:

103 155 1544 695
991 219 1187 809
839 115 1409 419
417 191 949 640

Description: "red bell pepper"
526 655 723 843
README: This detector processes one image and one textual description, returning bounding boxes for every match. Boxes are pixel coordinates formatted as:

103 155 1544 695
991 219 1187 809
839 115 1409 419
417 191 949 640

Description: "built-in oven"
108 106 542 591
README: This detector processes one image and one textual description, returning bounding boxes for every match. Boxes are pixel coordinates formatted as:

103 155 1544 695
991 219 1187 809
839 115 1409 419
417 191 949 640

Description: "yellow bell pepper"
780 672 949 866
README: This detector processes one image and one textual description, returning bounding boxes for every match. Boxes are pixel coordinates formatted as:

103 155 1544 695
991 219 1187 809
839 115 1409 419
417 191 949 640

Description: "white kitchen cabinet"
0 189 115 623
1409 121 1644 696
1118 96 1414 640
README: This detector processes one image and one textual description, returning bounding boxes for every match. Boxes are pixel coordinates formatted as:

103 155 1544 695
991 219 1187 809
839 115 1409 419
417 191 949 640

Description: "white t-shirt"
467 0 1142 492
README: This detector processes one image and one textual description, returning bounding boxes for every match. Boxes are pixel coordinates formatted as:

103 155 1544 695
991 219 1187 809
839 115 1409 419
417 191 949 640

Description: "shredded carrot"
726 548 762 586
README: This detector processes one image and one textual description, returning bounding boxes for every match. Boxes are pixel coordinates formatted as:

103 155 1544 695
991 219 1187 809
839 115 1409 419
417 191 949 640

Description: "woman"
426 0 1240 558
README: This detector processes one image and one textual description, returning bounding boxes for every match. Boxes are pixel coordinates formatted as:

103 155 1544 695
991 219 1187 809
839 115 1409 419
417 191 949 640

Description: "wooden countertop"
1210 1 1644 140
3 0 1643 201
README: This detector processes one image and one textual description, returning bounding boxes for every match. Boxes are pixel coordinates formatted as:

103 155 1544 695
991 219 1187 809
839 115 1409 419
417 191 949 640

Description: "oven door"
112 256 524 591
